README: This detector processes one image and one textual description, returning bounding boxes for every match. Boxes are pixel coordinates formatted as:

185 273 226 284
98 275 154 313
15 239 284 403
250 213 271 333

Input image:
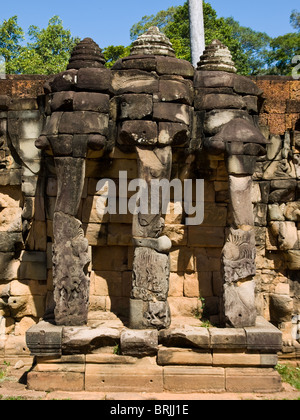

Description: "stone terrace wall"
0 74 299 365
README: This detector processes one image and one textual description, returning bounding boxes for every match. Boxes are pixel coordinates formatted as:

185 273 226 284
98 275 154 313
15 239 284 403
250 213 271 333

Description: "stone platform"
26 316 283 393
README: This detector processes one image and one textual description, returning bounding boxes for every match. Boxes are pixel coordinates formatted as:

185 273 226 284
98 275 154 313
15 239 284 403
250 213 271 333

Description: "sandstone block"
157 347 212 366
159 326 210 349
157 79 193 105
58 111 109 135
62 326 121 354
163 366 225 392
153 103 190 125
120 329 158 357
49 70 78 92
156 57 194 77
244 316 282 352
26 321 62 357
195 93 245 111
77 67 112 92
50 91 74 111
158 122 189 145
27 371 84 392
85 364 163 393
210 328 246 349
225 368 282 393
73 92 110 112
113 94 153 120
213 352 278 367
119 120 158 146
111 70 159 94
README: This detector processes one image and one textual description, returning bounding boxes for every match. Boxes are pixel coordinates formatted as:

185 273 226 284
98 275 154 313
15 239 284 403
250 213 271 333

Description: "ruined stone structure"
0 28 299 393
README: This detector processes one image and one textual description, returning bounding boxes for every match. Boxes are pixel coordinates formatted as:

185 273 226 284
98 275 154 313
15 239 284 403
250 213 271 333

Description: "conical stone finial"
67 37 106 69
130 26 176 57
197 39 237 73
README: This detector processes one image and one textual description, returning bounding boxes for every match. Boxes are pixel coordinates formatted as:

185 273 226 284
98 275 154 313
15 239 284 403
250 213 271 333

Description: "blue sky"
0 0 299 48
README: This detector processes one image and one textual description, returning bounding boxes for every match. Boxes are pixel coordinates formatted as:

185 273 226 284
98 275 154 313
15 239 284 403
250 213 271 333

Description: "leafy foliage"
103 45 131 68
0 15 79 74
0 4 299 75
0 16 24 73
276 364 300 390
267 32 300 75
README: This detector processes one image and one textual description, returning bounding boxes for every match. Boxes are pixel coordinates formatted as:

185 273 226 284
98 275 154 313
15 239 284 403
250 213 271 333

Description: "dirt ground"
0 365 300 401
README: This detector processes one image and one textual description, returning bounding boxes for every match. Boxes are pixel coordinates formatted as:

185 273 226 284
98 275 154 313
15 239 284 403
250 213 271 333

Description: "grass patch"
276 364 300 390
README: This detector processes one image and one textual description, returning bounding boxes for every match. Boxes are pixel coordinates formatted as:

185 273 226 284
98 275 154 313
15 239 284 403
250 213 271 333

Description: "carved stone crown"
130 26 176 57
67 37 106 69
197 39 237 73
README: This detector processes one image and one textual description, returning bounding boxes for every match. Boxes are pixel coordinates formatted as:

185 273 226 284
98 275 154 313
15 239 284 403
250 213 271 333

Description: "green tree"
1 15 79 74
0 16 24 73
129 1 251 74
266 32 300 75
130 7 177 40
290 9 300 31
103 45 131 68
265 10 300 75
18 16 80 74
224 17 271 75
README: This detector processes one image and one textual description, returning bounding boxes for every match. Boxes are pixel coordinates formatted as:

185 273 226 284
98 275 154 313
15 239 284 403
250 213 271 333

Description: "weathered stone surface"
153 103 190 125
196 93 245 111
209 328 246 349
85 364 163 393
130 26 175 57
156 56 194 78
49 70 78 92
157 79 193 105
26 321 63 357
269 221 298 250
213 353 278 367
285 250 300 270
113 94 153 120
119 120 158 146
131 247 170 302
270 293 293 323
73 92 110 112
228 176 254 226
197 40 237 73
133 236 172 253
77 67 112 92
159 326 210 349
67 37 106 70
157 347 212 366
50 91 74 112
212 118 267 145
62 326 120 354
53 212 90 326
58 111 109 135
224 281 257 328
120 329 158 357
204 110 251 135
111 70 159 94
222 228 256 282
158 122 189 145
27 371 84 391
164 366 225 392
244 317 282 351
54 157 85 215
194 70 262 96
225 368 282 392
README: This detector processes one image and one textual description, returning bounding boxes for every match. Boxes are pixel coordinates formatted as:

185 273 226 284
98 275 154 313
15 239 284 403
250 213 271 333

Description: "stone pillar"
188 0 205 68
112 27 194 329
36 38 112 325
194 40 268 327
